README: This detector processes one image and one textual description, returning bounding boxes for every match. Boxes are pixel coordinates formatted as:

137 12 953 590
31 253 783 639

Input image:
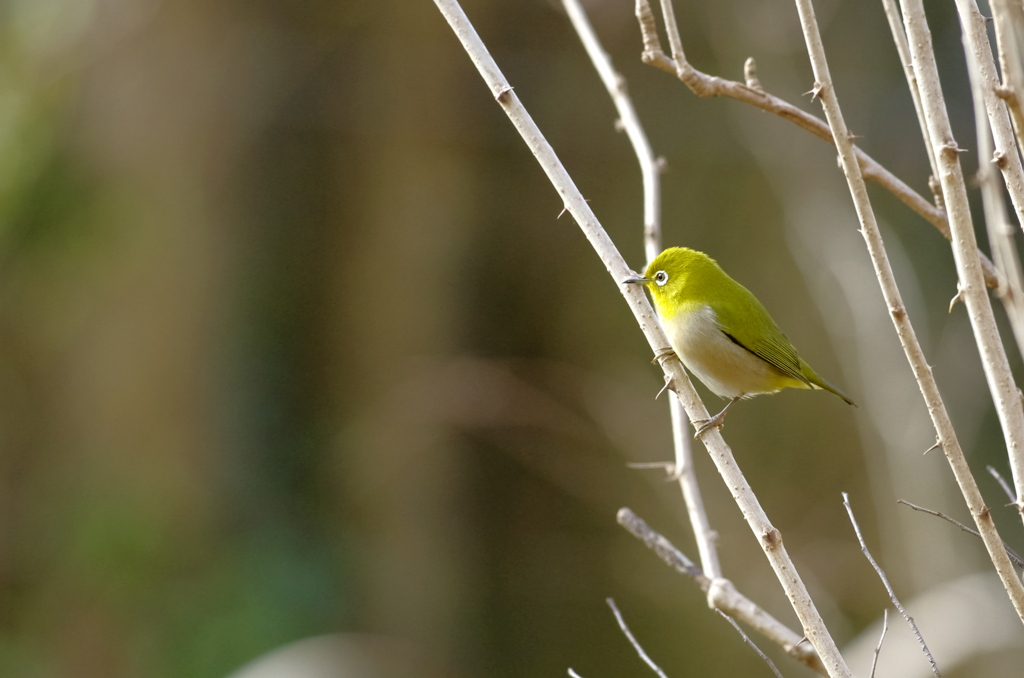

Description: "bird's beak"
622 275 650 285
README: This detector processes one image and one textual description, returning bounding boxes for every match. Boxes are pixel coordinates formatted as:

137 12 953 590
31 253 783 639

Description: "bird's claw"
693 412 727 439
651 347 678 365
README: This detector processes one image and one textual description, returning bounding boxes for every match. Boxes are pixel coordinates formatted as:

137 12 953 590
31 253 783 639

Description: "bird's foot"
693 410 728 438
693 397 740 439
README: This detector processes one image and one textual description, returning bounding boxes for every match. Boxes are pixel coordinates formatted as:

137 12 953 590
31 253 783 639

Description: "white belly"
663 305 791 399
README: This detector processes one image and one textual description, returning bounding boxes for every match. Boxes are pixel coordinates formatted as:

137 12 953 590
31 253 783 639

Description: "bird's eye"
654 271 668 286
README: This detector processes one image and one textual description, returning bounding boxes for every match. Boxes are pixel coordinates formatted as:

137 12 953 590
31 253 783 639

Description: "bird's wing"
713 287 811 387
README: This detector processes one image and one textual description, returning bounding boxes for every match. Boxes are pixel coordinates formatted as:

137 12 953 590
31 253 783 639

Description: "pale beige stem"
432 0 850 673
954 0 1024 232
965 24 1024 367
795 0 1024 627
989 0 1024 158
618 508 828 674
897 0 1024 616
561 0 722 582
879 0 940 189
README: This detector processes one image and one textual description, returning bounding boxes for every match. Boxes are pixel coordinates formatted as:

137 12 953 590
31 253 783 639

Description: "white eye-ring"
653 270 669 286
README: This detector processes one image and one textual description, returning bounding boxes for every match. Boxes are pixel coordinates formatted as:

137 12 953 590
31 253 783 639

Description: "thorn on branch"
923 438 942 455
656 374 673 399
948 284 964 312
940 141 968 159
495 85 515 102
805 81 826 100
993 150 1009 169
743 57 763 90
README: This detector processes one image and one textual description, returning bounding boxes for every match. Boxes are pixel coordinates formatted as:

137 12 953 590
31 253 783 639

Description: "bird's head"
623 247 714 310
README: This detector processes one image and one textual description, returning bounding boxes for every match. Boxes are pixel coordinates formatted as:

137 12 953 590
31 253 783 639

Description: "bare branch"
901 0 1024 526
897 499 1024 567
616 508 706 583
987 465 1017 503
869 609 889 678
432 2 851 673
715 609 785 678
617 508 828 676
990 0 1024 153
632 0 1006 288
563 0 661 261
879 0 940 184
562 0 719 580
607 598 670 678
787 0 1024 622
843 494 941 678
964 6 1024 366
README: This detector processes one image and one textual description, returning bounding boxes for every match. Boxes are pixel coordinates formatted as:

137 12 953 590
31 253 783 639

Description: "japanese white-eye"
624 247 854 435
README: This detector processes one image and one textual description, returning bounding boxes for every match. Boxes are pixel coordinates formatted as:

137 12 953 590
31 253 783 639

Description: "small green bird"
624 247 854 435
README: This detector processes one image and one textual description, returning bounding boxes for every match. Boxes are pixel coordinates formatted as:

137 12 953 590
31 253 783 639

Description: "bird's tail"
808 373 856 406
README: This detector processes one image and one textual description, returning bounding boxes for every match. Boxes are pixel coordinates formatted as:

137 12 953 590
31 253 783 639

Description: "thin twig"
843 493 941 678
561 0 718 580
563 0 661 259
868 609 888 678
715 610 785 678
897 499 1024 567
880 0 940 187
607 598 670 678
987 465 1016 503
632 0 1005 289
433 2 848 674
616 508 827 675
616 508 706 583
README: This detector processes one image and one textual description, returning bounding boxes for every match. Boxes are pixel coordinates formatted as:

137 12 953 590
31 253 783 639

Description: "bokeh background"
2 0 1023 675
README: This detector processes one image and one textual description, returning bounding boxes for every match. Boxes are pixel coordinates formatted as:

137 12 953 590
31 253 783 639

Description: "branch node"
995 84 1017 104
993 150 1009 169
760 527 782 550
743 57 763 90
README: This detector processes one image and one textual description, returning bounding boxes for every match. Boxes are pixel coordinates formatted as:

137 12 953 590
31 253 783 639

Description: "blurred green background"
2 0 1022 675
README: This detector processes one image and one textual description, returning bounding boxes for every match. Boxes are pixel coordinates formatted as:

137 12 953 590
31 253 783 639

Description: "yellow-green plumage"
627 247 854 409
